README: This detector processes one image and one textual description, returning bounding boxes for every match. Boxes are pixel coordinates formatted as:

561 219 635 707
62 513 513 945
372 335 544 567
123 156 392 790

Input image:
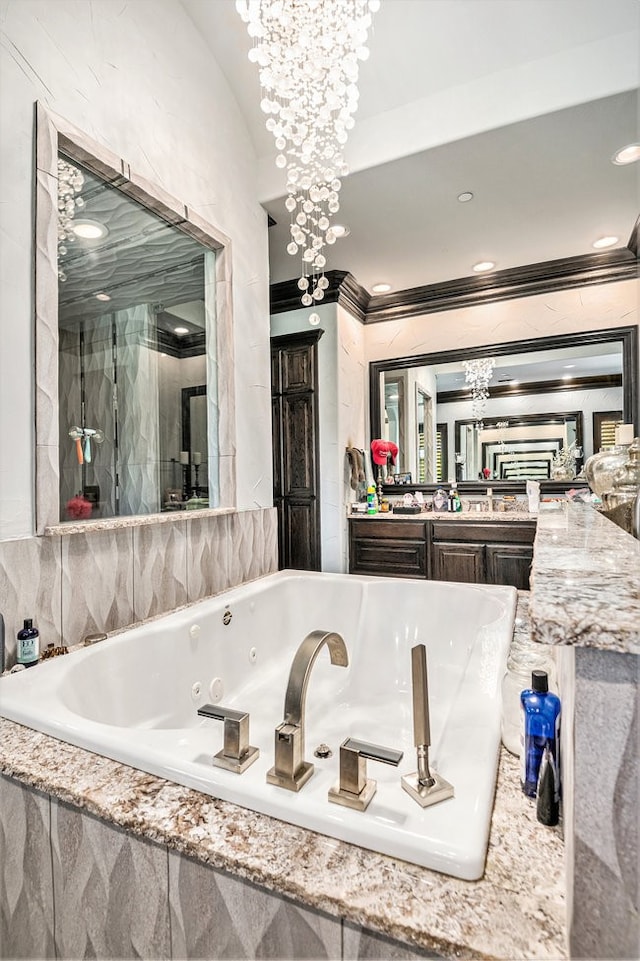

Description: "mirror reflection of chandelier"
236 0 379 307
462 358 495 427
57 158 85 282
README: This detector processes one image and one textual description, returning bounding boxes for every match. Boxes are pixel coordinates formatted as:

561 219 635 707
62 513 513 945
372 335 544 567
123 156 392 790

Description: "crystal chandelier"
462 358 495 428
57 158 85 281
236 0 380 306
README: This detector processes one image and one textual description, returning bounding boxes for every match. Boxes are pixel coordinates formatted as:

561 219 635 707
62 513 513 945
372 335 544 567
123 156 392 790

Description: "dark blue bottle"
520 670 560 798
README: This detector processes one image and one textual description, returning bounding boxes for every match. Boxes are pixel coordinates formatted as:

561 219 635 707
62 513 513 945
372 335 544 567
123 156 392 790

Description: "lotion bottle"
520 670 560 798
17 619 40 668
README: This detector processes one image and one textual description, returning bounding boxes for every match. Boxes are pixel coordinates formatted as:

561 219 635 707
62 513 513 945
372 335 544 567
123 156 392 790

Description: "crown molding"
269 247 638 323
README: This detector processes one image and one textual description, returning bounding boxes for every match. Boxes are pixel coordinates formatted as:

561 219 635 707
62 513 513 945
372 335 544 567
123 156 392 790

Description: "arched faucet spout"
284 630 349 727
267 629 349 792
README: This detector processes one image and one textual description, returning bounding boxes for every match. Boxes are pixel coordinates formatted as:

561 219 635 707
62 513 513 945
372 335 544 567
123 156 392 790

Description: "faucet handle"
197 703 260 774
328 737 403 812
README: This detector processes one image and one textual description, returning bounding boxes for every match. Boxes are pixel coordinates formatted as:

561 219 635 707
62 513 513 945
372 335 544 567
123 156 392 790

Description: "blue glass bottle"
520 670 560 798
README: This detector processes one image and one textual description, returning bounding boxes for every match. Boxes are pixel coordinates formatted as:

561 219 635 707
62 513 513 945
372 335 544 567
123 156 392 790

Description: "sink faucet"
266 630 349 792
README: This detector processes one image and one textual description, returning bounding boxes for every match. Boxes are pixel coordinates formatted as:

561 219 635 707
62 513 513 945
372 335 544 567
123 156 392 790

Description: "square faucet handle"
328 737 403 812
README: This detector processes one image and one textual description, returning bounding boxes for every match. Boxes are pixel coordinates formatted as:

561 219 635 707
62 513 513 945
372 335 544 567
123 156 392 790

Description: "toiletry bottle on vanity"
520 669 560 798
366 485 378 514
16 618 40 668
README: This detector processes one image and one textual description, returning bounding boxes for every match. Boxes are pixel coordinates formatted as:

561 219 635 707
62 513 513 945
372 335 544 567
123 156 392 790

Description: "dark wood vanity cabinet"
349 519 428 579
430 520 535 589
349 517 536 589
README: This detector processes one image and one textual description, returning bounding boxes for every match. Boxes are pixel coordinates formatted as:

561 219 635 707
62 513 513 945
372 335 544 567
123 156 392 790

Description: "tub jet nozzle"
401 644 454 808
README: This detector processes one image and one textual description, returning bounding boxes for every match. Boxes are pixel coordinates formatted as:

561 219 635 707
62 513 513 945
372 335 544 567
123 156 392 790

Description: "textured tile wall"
0 776 55 959
50 800 171 959
570 648 639 960
0 508 277 669
1 776 439 961
168 851 342 960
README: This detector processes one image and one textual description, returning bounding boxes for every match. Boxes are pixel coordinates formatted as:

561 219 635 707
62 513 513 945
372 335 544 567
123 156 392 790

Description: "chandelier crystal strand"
462 358 495 426
236 0 380 306
57 158 85 281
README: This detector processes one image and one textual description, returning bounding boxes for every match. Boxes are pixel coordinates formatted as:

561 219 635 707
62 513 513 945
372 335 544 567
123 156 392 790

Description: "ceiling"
182 0 639 295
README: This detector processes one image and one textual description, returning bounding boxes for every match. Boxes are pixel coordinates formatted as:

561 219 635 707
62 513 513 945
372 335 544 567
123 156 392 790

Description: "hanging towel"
346 447 366 490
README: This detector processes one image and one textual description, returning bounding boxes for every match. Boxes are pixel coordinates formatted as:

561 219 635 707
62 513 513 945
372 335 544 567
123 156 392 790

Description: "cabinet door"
486 544 533 590
431 542 485 583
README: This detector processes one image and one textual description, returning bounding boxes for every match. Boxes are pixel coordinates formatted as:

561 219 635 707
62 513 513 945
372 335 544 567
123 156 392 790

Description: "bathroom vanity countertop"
0 590 565 961
530 501 640 654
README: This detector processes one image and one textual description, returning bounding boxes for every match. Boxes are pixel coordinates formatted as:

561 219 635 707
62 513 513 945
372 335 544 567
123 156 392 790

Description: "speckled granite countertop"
0 595 566 961
530 502 640 654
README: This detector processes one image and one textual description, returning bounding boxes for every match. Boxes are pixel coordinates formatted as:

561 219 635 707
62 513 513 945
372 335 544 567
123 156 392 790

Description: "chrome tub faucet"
267 630 349 792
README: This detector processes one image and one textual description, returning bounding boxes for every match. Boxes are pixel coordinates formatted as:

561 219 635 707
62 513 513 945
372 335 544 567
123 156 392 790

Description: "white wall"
0 0 272 540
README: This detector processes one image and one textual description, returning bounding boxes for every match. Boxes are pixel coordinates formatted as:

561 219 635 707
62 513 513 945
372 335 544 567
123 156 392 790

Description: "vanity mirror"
370 326 638 490
35 104 234 532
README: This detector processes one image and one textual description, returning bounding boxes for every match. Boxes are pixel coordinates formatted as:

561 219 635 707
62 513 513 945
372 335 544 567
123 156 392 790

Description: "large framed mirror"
370 326 638 490
35 104 235 532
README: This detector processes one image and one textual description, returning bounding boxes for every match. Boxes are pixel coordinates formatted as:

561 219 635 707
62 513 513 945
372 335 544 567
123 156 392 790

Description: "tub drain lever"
401 644 454 808
197 703 260 774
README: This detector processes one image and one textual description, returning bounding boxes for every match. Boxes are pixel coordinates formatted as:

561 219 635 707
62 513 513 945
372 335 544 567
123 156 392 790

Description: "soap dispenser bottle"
17 619 40 668
520 670 560 798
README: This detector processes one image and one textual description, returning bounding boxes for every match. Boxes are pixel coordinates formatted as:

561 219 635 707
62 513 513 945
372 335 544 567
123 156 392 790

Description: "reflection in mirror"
57 153 214 521
455 412 583 482
371 328 637 488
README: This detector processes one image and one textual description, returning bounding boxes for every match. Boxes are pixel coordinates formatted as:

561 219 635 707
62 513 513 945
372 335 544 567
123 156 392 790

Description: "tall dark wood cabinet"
271 330 323 570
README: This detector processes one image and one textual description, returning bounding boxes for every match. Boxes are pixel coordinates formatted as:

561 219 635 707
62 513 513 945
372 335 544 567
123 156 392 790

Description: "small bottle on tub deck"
520 670 561 798
16 618 40 668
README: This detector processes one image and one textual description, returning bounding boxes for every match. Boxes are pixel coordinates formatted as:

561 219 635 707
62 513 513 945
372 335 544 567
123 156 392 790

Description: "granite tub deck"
530 501 640 654
0 597 566 961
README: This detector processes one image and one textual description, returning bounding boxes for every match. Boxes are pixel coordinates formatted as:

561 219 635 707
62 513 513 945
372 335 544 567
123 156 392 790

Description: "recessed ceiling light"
174 326 189 335
562 374 573 380
457 191 473 203
563 364 575 369
95 292 111 302
612 143 640 165
372 282 392 293
472 261 495 273
72 219 108 240
331 224 350 238
592 236 619 249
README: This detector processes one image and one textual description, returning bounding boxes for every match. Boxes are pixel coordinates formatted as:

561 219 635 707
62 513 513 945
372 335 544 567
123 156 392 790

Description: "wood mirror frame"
369 325 638 493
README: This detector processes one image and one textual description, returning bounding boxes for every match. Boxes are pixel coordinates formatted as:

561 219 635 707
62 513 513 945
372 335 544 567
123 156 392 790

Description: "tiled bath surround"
0 508 277 670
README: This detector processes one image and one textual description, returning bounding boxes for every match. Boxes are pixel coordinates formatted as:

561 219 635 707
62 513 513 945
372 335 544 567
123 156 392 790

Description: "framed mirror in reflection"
371 327 638 490
57 153 213 521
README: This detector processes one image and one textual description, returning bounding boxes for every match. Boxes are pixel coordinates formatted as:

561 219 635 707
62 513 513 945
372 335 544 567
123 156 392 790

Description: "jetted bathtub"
0 571 516 880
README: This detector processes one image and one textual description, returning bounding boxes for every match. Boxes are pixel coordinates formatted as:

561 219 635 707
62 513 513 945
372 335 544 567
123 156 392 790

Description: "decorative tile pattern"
228 509 278 587
169 851 342 959
0 775 55 959
0 534 62 668
186 513 231 602
133 520 188 620
51 798 170 960
570 648 639 960
61 527 134 644
343 923 444 960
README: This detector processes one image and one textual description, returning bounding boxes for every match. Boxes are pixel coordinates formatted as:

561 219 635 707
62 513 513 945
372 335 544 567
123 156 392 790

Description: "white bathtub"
0 571 516 880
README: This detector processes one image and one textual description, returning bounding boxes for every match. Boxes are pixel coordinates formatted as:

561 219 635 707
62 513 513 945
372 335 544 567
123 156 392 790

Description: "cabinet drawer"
431 521 536 545
350 519 427 541
349 536 427 578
